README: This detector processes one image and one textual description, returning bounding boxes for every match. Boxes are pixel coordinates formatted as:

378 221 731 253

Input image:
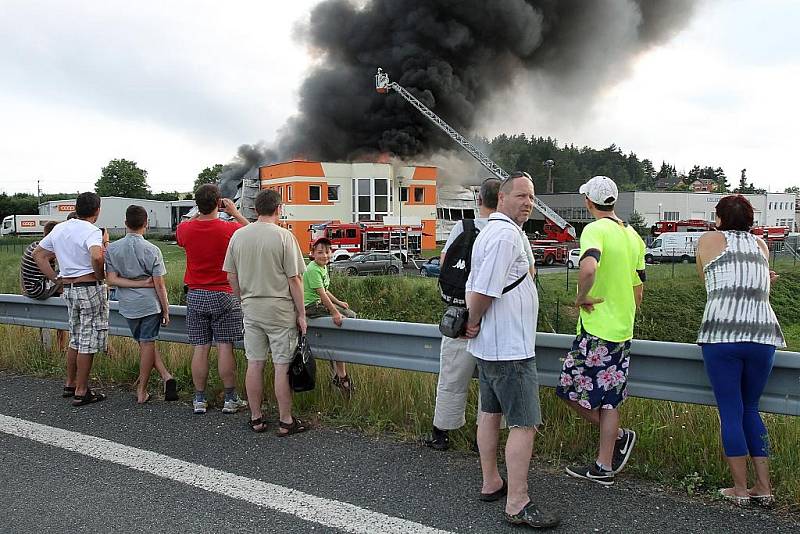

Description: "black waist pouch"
439 306 469 338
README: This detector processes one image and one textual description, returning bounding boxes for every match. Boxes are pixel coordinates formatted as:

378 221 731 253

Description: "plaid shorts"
63 284 109 354
186 289 244 345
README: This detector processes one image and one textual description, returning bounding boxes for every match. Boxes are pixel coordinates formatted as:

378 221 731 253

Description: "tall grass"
0 241 798 506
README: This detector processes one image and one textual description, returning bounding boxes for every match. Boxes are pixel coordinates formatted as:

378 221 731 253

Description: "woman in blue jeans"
695 195 785 506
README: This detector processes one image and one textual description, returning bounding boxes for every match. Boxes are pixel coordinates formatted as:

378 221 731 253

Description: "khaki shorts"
243 315 297 365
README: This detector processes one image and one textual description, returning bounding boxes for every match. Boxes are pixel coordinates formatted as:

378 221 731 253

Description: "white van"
645 231 705 263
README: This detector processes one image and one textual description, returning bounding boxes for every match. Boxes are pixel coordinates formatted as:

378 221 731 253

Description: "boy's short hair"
75 192 101 218
312 237 332 251
125 205 148 230
195 184 220 215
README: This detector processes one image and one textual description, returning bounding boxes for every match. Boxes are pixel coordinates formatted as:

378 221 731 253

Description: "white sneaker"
193 399 208 415
222 396 247 414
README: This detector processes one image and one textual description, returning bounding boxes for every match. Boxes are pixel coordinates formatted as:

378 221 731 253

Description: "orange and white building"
258 160 437 254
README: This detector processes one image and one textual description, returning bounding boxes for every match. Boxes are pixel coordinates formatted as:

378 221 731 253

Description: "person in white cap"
556 176 646 486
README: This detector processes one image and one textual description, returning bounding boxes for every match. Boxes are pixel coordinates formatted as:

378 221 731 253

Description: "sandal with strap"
332 374 354 396
62 386 76 398
72 390 107 407
248 417 269 433
276 417 307 437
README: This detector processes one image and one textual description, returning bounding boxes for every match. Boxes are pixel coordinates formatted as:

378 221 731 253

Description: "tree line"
485 134 784 195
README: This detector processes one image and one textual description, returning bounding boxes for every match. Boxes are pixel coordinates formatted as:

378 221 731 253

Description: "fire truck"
309 221 423 263
651 219 714 236
375 68 576 244
652 219 790 244
530 239 570 265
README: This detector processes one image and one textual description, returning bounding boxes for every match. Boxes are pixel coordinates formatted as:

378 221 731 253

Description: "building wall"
259 160 437 253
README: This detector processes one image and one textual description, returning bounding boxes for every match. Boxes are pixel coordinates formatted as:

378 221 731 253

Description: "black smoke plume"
220 0 697 185
217 143 276 199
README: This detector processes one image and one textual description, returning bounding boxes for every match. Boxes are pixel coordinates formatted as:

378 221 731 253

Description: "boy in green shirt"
304 238 357 393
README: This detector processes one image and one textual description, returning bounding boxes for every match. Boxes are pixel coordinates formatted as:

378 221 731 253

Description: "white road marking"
0 414 454 534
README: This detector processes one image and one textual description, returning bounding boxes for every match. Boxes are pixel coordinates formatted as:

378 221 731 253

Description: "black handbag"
439 306 469 338
288 334 316 392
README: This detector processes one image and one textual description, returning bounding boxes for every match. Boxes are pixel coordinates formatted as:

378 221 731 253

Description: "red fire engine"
530 239 570 265
310 221 423 263
651 219 714 236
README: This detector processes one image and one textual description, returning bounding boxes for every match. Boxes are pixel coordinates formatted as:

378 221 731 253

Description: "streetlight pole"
397 176 405 260
543 160 555 194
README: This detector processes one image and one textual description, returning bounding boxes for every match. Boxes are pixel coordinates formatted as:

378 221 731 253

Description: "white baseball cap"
579 176 618 206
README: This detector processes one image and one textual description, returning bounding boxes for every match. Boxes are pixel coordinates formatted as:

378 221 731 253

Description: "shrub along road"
1 373 797 533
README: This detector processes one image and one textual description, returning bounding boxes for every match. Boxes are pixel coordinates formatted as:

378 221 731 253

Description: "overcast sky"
1 0 797 195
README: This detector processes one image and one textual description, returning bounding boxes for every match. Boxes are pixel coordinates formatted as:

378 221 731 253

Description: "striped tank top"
697 231 785 347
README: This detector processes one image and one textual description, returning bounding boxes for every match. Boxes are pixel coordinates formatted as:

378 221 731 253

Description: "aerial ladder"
375 68 576 241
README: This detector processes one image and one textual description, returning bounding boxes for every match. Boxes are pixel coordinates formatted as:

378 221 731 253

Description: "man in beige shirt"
223 189 308 436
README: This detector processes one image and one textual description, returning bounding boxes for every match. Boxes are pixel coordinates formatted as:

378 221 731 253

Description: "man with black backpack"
427 178 535 451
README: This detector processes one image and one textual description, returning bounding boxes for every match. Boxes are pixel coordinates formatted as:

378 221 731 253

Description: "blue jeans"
701 342 775 457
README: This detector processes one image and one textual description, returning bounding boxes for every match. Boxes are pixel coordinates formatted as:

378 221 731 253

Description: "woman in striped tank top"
696 195 785 507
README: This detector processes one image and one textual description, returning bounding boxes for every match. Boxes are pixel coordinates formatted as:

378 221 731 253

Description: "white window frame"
287 185 293 202
400 187 409 202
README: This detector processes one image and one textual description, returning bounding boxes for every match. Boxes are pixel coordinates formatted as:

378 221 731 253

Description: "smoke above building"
217 0 698 188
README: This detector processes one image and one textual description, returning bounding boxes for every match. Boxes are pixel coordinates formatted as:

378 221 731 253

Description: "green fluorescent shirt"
303 260 329 307
577 218 646 342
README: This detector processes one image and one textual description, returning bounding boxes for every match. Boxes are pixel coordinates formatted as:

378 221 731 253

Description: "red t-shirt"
177 218 243 292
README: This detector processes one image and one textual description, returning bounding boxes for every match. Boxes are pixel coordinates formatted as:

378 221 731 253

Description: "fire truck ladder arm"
376 67 575 240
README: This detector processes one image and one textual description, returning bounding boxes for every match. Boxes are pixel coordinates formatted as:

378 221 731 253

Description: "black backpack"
438 219 479 306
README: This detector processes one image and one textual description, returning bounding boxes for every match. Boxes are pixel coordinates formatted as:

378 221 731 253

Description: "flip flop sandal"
248 417 269 433
62 386 76 398
749 494 775 508
717 488 750 506
479 478 507 502
72 390 107 407
276 417 307 437
164 378 179 401
137 393 151 405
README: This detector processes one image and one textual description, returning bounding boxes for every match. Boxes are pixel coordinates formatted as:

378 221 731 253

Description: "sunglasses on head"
501 171 532 186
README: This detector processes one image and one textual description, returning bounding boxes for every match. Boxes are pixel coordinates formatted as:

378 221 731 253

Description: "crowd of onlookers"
18 179 784 529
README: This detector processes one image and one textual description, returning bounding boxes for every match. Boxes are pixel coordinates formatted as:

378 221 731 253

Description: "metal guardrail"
0 294 798 416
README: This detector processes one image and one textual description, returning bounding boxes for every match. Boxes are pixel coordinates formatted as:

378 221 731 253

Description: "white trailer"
1 214 67 236
39 197 195 235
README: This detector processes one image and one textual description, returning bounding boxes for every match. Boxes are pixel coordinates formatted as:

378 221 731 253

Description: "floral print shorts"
555 331 631 410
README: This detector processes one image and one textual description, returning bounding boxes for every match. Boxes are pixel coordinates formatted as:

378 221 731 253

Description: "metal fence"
0 294 798 416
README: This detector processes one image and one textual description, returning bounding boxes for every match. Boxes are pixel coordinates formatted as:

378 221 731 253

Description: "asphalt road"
1 372 797 534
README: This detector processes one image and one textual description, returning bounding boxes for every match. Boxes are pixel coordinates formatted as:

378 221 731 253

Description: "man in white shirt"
464 172 559 529
34 192 119 406
427 178 537 451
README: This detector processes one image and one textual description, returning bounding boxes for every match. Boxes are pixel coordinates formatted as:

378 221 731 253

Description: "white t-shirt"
466 212 538 361
39 219 103 278
442 218 535 268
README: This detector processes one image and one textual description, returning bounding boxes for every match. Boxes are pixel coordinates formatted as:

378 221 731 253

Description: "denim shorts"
476 357 542 428
126 313 162 342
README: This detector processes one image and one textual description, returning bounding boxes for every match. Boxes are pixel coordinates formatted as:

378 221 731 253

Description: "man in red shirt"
177 184 249 415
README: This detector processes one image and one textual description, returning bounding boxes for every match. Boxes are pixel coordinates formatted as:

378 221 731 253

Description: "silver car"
330 253 403 276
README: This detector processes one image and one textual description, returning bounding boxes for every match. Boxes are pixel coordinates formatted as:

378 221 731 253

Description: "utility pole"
543 160 555 194
37 179 42 206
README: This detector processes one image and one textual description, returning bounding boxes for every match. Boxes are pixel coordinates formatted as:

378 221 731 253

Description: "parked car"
419 257 441 277
567 248 581 269
329 253 403 276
